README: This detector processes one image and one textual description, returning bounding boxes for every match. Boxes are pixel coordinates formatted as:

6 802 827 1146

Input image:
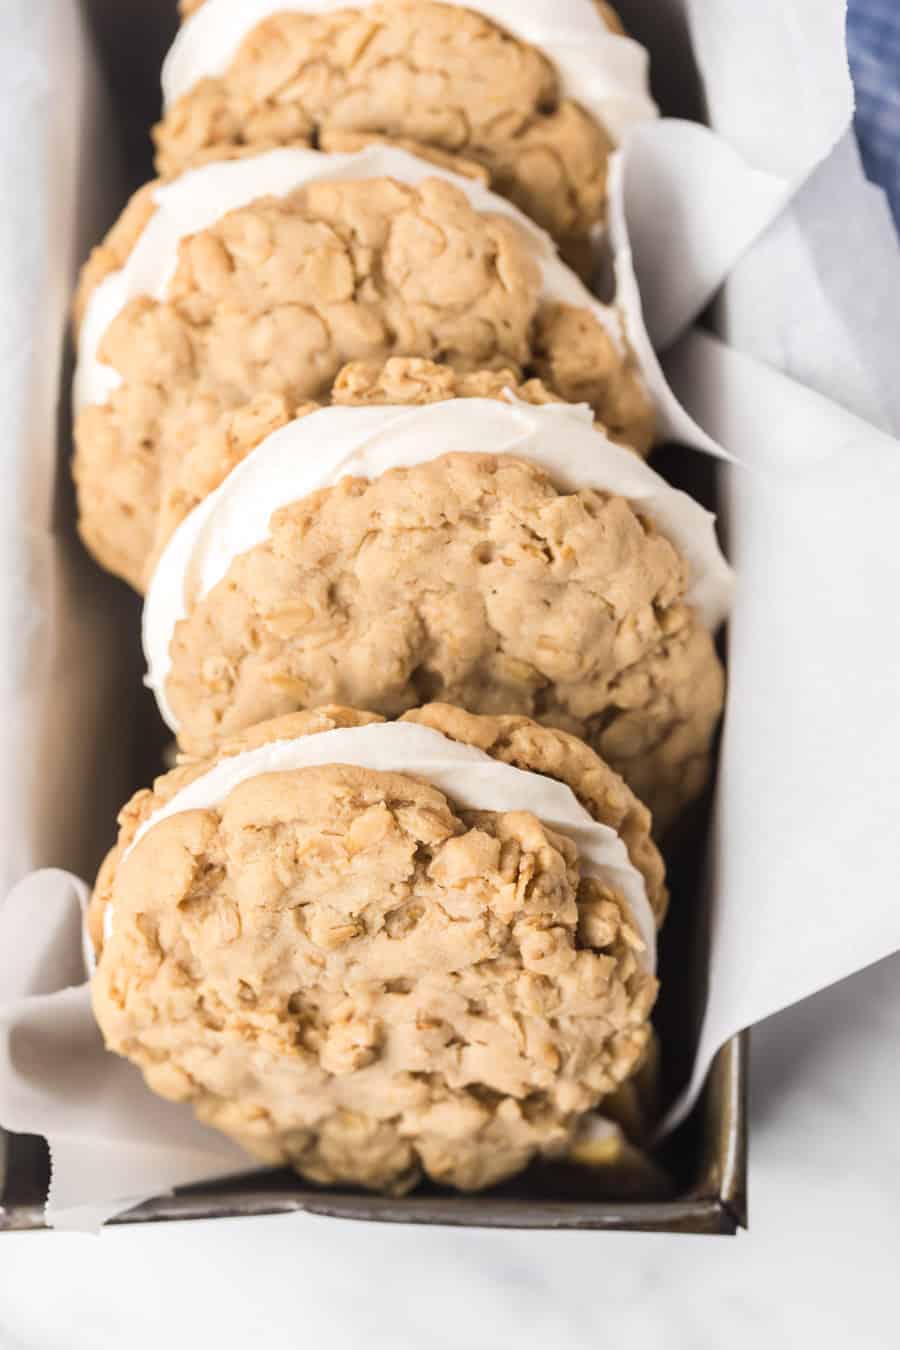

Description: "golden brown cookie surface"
331 357 563 410
92 705 658 1194
164 451 723 831
401 704 667 921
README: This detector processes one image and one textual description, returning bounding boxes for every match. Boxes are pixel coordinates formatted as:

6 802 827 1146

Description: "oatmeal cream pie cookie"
73 146 655 591
157 0 657 271
143 388 732 830
90 706 661 1193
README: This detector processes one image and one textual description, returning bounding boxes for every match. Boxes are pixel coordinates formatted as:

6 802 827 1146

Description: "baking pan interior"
0 0 746 1234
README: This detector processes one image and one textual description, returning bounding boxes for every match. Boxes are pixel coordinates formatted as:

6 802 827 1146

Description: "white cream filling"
107 720 657 973
143 395 733 730
161 0 658 144
73 145 631 415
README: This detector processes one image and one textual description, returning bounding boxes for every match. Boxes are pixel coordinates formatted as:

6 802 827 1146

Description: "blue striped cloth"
847 0 900 226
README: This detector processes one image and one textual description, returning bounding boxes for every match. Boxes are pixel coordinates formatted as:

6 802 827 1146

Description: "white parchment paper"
662 331 900 1127
620 0 855 349
2 0 900 1227
0 1 138 902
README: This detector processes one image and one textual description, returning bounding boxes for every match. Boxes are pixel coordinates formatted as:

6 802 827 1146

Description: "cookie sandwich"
142 371 731 829
90 705 662 1193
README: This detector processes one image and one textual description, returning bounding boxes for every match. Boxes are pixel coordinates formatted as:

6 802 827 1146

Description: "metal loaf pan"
0 0 746 1235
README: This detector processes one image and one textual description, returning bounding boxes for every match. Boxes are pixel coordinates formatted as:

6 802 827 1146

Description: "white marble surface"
2 955 899 1349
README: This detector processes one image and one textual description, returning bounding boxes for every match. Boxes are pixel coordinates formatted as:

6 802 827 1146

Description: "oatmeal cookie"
91 707 660 1193
158 435 725 831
